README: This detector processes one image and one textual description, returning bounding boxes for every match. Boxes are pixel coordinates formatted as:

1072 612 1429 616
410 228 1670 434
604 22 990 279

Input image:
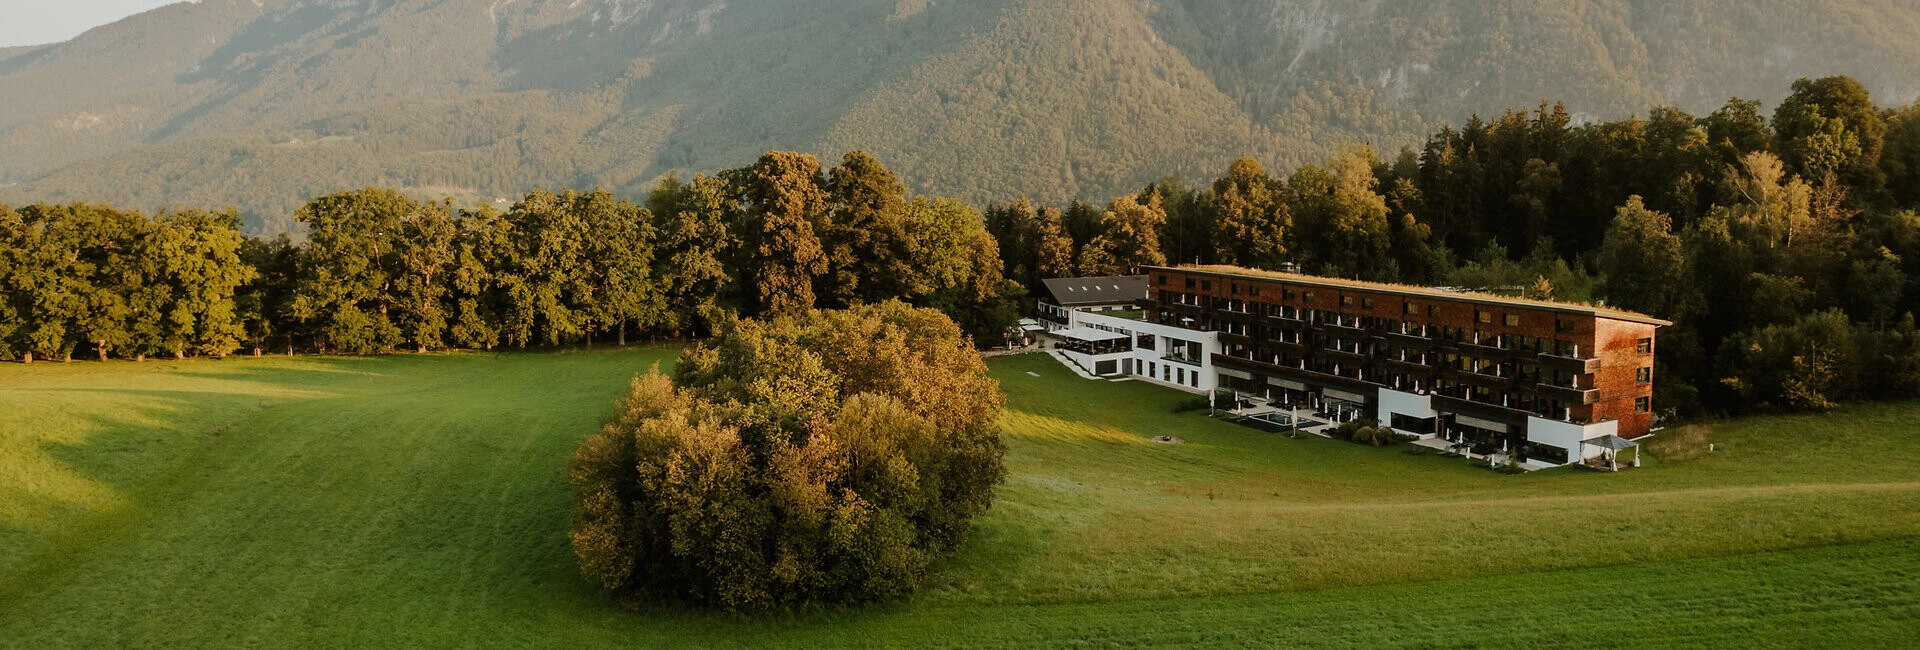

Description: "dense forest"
3 0 1918 233
7 76 1920 419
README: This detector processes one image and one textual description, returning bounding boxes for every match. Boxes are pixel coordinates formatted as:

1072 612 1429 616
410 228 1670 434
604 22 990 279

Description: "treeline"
981 76 1920 415
0 151 1023 361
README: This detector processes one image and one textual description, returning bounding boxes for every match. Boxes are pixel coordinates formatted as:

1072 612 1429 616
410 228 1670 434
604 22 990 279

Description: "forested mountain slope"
2 0 1916 233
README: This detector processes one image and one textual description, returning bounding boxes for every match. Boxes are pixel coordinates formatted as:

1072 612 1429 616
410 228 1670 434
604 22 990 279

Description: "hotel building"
1044 265 1669 467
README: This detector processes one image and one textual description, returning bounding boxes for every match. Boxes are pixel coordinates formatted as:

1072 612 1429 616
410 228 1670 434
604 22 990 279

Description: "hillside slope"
1 0 1917 233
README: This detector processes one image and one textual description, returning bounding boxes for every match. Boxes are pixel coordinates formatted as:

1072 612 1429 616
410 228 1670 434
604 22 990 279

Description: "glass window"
1405 303 1419 316
1637 338 1653 354
1362 298 1375 310
1636 367 1651 384
1304 291 1315 304
1341 296 1354 307
1201 280 1212 291
1429 305 1442 318
1185 278 1196 289
1504 314 1520 326
1634 396 1650 414
1477 310 1492 324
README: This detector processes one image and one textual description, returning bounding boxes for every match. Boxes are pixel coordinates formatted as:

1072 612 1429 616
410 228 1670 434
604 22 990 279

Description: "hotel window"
1249 286 1260 297
1303 291 1315 304
1231 283 1241 295
1284 289 1296 300
1341 296 1354 307
1636 367 1651 384
1201 280 1212 291
1185 278 1196 289
1157 274 1168 285
1362 298 1375 310
1504 314 1520 327
1635 396 1650 414
1477 310 1492 324
1429 305 1442 318
1405 303 1418 316
1637 338 1653 354
1556 318 1576 334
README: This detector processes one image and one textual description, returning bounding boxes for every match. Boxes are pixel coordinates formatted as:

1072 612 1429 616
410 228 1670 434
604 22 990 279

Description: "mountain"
2 0 1917 234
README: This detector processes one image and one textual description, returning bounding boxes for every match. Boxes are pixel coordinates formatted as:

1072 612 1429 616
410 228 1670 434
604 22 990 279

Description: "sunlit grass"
1 349 1916 648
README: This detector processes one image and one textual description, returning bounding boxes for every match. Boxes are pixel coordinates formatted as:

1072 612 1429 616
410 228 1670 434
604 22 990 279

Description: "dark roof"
1040 275 1149 306
1151 265 1673 327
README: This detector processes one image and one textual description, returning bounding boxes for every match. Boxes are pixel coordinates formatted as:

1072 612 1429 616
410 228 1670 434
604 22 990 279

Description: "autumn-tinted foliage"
566 301 1005 609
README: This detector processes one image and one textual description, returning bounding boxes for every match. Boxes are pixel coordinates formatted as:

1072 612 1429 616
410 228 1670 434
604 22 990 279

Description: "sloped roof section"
1041 275 1149 307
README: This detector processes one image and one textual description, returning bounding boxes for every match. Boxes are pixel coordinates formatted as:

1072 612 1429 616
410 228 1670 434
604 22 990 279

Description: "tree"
239 234 299 355
1030 205 1075 281
567 302 1005 609
824 151 912 305
72 205 146 361
137 209 252 358
1773 76 1888 192
1847 249 1905 328
1597 196 1692 319
576 189 662 346
1208 157 1288 268
1324 145 1395 280
394 200 457 352
1722 151 1813 250
647 174 736 336
1078 192 1167 275
1882 101 1920 207
730 152 829 316
1152 177 1211 267
496 189 592 347
0 204 25 360
448 209 504 350
291 189 411 355
1717 310 1857 411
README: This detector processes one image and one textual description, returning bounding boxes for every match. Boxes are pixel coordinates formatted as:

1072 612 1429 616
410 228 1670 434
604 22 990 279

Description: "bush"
1332 417 1413 447
566 301 1006 610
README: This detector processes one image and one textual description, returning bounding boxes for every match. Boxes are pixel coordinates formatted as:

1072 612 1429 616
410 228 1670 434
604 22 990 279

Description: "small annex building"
1037 275 1149 328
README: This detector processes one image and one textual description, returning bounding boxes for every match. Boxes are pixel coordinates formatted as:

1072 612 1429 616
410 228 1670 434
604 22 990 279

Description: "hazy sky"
0 1 182 48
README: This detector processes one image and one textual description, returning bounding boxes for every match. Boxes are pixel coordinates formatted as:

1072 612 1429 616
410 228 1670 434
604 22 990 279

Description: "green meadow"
2 349 1917 648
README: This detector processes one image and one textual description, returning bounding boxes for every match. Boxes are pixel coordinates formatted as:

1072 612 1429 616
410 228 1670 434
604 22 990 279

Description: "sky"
0 0 182 48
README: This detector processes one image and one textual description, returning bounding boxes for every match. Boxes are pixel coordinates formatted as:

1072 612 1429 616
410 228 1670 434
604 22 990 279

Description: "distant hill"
3 0 1918 234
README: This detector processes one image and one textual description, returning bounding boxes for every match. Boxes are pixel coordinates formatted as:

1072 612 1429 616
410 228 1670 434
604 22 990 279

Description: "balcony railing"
1537 351 1602 374
1535 382 1600 405
1162 352 1205 366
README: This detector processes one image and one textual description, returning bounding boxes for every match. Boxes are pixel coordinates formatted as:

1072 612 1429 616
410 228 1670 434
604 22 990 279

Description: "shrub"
1332 417 1413 447
566 301 1006 610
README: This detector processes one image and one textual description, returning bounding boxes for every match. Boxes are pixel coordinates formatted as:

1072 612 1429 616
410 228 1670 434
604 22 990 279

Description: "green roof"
1149 264 1673 327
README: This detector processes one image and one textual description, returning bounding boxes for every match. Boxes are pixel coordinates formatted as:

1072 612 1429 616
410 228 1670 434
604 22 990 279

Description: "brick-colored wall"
1150 267 1660 437
1591 319 1658 437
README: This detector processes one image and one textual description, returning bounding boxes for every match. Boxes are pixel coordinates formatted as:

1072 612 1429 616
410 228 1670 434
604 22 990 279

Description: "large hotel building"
1042 265 1669 467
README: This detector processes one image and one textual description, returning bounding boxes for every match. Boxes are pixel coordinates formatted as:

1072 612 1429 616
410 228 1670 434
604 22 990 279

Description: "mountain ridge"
3 0 1917 234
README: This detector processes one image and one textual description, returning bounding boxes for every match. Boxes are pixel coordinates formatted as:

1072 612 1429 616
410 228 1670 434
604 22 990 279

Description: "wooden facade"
1147 265 1669 439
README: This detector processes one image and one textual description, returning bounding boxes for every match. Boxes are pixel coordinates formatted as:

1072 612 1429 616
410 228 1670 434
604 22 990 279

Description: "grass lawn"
1 349 1917 648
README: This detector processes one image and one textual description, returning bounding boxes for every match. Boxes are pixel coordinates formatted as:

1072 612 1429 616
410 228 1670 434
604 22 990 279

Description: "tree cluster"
566 301 1006 609
1 204 252 362
1 151 1026 360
